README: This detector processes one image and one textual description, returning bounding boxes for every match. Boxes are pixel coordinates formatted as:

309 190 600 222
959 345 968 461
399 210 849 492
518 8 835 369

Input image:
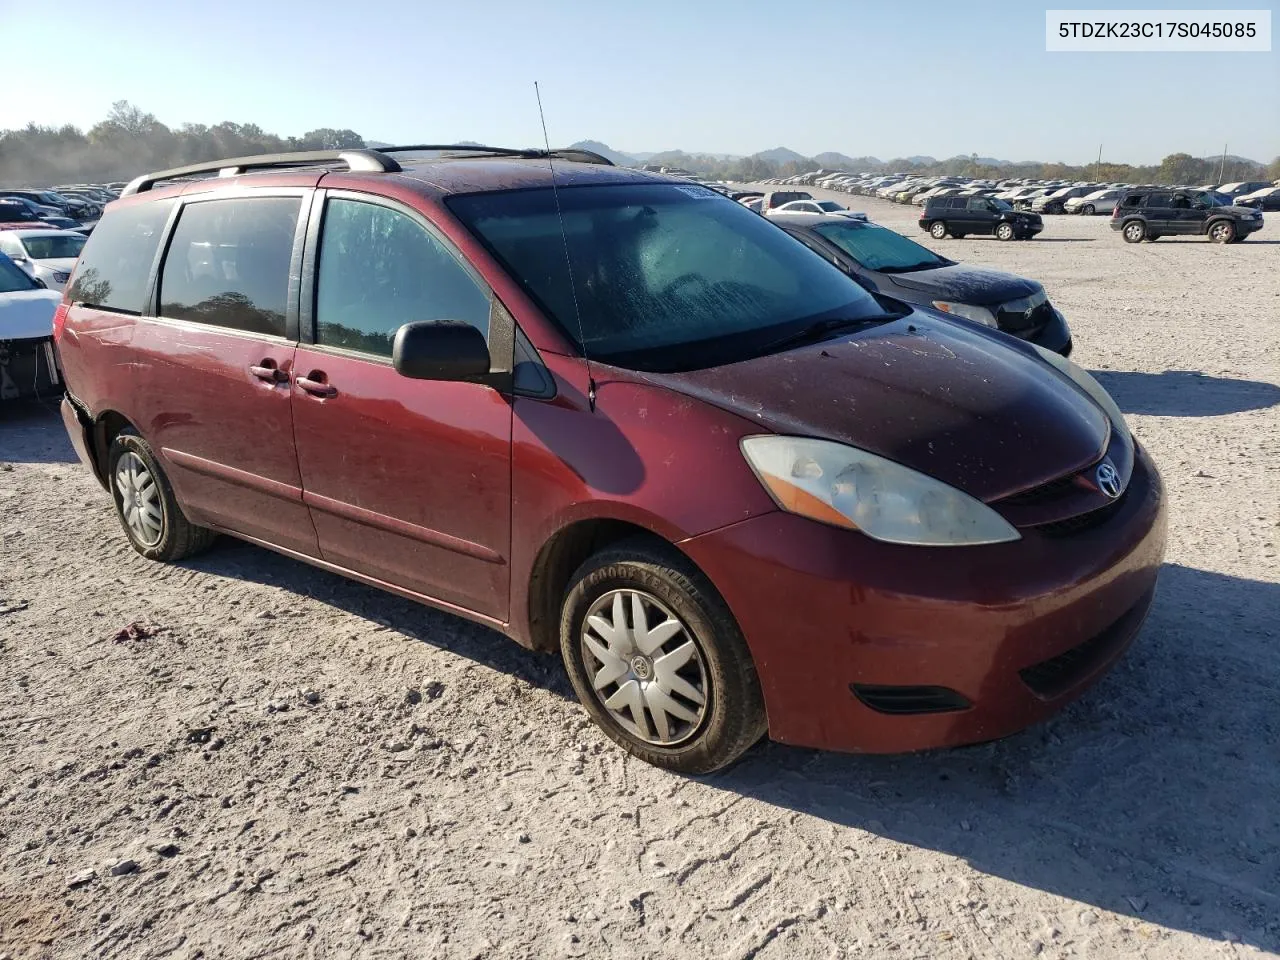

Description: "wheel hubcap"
580 589 709 746
114 452 163 546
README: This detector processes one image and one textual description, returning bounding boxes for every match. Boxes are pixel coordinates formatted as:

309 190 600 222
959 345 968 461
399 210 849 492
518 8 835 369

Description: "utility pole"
1095 143 1102 181
1219 143 1228 184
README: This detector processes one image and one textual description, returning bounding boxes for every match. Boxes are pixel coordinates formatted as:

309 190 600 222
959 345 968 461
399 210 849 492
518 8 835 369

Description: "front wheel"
996 223 1015 241
930 221 948 240
559 540 767 774
1208 220 1236 243
1122 221 1146 243
1081 204 1095 216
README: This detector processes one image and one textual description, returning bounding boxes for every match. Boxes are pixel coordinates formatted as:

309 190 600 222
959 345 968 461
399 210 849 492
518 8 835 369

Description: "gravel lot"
1 191 1277 960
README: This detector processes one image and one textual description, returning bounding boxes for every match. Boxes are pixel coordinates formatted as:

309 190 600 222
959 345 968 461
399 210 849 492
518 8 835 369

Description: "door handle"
249 360 288 384
296 372 336 398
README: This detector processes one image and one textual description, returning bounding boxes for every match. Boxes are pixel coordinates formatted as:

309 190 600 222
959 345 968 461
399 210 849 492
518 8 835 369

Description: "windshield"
0 254 37 292
21 234 86 260
448 183 883 372
813 221 949 273
1199 192 1231 206
990 198 1013 211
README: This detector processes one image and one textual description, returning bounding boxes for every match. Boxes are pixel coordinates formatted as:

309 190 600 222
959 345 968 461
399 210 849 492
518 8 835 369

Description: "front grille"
850 684 971 715
1019 589 1153 698
997 300 1055 333
1036 486 1129 537
1000 473 1082 507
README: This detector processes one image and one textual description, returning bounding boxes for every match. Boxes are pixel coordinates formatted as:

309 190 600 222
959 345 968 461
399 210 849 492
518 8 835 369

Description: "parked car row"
753 169 1270 243
0 181 122 237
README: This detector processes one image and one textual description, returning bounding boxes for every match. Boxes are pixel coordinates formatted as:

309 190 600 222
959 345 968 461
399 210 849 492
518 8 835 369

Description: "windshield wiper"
760 313 901 353
876 262 942 274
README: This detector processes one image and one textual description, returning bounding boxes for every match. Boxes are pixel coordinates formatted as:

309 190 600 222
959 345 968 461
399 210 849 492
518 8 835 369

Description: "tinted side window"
966 197 990 211
947 197 966 209
1120 194 1143 208
159 196 300 337
1145 193 1172 208
314 198 490 357
67 199 175 314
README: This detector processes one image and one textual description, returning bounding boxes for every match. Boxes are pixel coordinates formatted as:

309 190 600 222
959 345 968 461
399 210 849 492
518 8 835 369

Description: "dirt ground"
1 191 1278 960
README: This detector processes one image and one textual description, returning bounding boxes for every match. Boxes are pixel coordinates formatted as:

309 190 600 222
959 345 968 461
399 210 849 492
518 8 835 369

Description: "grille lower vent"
1019 589 1153 698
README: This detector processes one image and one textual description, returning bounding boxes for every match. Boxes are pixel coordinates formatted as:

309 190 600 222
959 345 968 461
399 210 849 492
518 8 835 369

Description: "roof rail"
377 144 614 166
120 148 403 196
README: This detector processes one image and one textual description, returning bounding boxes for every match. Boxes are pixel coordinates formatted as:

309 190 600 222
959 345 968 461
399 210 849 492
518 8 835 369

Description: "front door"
290 193 513 621
966 196 995 234
134 190 318 557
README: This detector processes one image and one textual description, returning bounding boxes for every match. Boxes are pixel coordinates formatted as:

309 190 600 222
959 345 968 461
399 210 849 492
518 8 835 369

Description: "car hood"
0 288 60 340
640 315 1108 502
884 264 1040 305
34 257 78 274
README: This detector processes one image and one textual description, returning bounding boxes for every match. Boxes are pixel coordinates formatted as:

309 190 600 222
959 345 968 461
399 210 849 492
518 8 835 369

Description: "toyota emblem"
1095 461 1122 499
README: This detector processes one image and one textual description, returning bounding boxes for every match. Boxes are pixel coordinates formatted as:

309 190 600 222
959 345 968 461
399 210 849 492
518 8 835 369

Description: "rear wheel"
1122 221 1146 243
1081 204 1095 216
108 431 216 561
1208 220 1235 243
559 540 767 774
930 221 948 240
996 223 1015 241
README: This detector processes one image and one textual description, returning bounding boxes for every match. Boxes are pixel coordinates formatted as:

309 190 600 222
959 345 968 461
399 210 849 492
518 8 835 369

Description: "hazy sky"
3 0 1277 164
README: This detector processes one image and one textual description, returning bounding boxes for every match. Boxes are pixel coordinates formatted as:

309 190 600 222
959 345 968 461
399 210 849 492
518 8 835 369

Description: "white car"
0 252 62 400
767 200 868 220
1063 188 1124 215
0 229 87 293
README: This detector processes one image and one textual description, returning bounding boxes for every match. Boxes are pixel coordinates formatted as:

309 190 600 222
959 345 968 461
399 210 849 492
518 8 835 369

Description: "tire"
1081 204 1095 216
1145 234 1159 242
1208 220 1235 244
996 223 1015 241
930 221 948 240
559 539 767 775
108 430 216 561
953 233 966 239
1122 221 1146 243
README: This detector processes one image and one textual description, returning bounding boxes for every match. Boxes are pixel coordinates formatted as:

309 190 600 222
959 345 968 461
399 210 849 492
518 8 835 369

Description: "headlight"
1032 344 1130 444
740 436 1021 546
931 300 997 327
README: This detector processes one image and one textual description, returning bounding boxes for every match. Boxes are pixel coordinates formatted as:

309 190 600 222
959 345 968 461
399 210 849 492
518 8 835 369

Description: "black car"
1110 189 1265 243
919 195 1043 241
1236 187 1280 212
774 213 1071 355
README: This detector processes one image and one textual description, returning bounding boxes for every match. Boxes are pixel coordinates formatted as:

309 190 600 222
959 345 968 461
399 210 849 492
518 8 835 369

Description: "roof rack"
120 142 615 197
376 144 614 166
121 149 402 196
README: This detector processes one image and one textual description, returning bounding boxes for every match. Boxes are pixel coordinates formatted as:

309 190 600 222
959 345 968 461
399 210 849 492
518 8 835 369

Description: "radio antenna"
535 81 595 411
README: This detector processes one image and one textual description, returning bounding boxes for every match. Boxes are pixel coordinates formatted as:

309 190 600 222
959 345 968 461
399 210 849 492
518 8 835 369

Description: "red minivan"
56 146 1166 773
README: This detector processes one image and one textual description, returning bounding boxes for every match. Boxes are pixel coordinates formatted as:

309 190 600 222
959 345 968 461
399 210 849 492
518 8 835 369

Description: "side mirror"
392 321 491 382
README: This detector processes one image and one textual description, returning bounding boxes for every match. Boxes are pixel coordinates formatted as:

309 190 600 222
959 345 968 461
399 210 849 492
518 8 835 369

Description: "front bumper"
680 443 1166 753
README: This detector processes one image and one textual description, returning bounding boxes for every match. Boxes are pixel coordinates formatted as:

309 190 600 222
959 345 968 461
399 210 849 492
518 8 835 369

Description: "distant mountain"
365 140 393 149
813 152 881 169
754 146 809 165
568 140 639 166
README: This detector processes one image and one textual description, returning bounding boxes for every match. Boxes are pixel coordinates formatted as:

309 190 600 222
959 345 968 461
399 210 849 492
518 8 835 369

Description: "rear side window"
947 198 966 209
1120 194 1143 208
66 199 175 314
313 198 491 358
1144 193 1172 207
159 196 300 337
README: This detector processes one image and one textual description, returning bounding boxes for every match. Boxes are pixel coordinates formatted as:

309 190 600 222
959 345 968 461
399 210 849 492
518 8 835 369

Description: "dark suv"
919 195 1043 241
53 145 1164 773
1110 189 1265 243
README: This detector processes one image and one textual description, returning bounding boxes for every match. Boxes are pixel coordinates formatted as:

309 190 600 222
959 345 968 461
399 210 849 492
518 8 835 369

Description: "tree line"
0 102 364 186
2 102 1276 188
